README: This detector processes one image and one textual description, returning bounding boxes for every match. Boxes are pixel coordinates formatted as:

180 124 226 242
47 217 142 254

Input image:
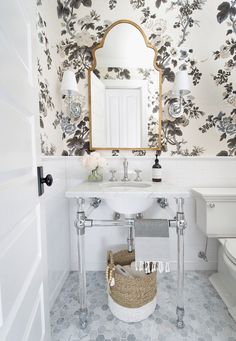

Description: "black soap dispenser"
152 151 162 182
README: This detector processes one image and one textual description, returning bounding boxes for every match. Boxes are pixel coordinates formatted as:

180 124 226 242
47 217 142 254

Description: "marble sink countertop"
65 181 190 199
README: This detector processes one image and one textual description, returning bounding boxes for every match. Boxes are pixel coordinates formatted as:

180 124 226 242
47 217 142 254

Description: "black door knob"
37 166 53 196
41 174 53 187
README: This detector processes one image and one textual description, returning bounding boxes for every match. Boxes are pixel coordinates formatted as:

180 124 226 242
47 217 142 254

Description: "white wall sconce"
61 70 81 118
168 70 190 118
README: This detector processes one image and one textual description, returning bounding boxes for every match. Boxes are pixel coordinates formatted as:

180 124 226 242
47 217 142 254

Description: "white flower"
150 33 172 48
78 15 93 26
227 94 236 108
87 157 99 171
90 151 101 159
170 48 177 56
232 113 236 124
58 47 66 58
219 44 231 59
75 31 96 47
98 157 106 168
82 152 107 170
144 18 167 34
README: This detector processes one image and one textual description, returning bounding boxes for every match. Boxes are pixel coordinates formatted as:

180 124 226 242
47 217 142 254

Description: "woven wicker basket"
106 250 157 309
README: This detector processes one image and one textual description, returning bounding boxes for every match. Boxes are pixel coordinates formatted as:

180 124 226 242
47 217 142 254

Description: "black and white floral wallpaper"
37 0 61 155
37 0 236 157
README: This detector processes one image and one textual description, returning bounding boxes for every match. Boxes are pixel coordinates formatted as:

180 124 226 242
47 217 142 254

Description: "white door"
106 88 141 148
0 1 51 340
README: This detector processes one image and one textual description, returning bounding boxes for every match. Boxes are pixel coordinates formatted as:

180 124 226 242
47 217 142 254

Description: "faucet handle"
134 169 142 182
109 169 117 182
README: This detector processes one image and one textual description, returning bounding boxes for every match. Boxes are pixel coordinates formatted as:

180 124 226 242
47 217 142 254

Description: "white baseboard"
49 270 69 309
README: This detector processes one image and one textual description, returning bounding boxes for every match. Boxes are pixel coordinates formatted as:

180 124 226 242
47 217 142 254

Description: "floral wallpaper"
37 0 236 157
37 0 62 155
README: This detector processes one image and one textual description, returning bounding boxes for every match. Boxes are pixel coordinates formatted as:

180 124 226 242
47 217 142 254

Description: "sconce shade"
61 70 78 96
172 70 190 96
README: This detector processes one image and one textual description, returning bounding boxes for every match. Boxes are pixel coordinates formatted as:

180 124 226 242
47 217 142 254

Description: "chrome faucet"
122 158 129 181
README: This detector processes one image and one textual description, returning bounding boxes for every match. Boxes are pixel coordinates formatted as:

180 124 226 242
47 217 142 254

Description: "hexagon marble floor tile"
50 271 236 341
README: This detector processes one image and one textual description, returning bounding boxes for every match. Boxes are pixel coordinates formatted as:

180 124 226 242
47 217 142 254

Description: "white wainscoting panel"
42 157 70 308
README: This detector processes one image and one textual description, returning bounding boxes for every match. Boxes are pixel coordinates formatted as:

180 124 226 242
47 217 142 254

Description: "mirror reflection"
89 20 162 150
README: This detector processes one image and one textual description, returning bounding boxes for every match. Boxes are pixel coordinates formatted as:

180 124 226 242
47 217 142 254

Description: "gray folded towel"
135 219 169 238
135 219 170 263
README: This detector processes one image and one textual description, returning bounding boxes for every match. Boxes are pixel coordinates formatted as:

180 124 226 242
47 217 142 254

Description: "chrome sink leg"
75 198 88 329
175 197 187 329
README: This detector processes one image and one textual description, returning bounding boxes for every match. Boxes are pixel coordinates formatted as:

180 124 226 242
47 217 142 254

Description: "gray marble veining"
50 271 236 341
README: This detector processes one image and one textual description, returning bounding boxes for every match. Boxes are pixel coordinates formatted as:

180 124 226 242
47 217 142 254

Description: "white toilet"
192 188 236 322
210 238 236 322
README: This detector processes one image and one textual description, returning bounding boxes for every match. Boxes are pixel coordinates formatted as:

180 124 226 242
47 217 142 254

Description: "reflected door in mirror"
106 88 141 148
89 20 162 150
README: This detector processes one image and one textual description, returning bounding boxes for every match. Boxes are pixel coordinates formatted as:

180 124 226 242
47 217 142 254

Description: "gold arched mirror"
88 19 162 150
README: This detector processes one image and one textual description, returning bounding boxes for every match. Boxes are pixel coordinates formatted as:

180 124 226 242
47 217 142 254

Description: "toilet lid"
225 239 236 265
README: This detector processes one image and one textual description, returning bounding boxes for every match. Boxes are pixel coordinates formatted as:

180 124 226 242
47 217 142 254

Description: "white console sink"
66 181 189 216
101 182 152 214
100 182 152 214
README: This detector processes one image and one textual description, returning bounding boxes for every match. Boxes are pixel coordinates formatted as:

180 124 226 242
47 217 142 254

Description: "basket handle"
106 250 115 287
107 250 114 267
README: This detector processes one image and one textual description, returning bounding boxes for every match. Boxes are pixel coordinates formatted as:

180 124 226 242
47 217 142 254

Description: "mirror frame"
88 19 163 151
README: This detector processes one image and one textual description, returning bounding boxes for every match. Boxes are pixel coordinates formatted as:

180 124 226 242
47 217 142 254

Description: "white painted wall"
65 156 236 272
42 157 70 308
